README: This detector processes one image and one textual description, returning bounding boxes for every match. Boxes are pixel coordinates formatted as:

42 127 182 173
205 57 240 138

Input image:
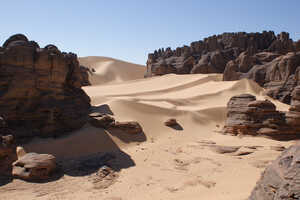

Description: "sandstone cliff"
0 34 91 138
146 31 300 104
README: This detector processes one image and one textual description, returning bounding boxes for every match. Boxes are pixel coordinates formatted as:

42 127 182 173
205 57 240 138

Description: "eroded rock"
223 92 300 139
89 113 115 128
248 143 300 200
0 34 91 138
112 121 143 135
12 152 56 181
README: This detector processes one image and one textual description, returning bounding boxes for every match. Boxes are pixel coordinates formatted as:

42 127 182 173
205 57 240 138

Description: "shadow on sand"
0 104 147 186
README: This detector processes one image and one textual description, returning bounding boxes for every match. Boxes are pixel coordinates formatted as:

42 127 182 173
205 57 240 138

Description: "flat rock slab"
210 145 241 154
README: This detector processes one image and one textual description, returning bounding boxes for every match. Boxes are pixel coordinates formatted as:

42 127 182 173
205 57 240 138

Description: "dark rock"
270 145 286 152
0 34 91 138
0 117 17 176
12 152 56 180
0 134 16 176
248 143 300 200
112 121 143 135
89 113 115 128
164 118 179 127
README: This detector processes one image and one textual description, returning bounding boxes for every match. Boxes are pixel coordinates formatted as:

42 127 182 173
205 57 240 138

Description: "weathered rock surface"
225 52 300 104
248 143 300 200
12 152 56 180
0 34 91 138
88 113 143 134
223 92 300 139
0 117 17 176
112 121 143 135
146 31 300 104
89 113 115 128
146 31 294 77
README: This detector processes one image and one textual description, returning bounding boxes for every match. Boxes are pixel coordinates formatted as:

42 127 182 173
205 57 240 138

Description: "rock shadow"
0 176 13 186
167 124 184 131
106 127 147 143
23 125 136 179
91 104 114 115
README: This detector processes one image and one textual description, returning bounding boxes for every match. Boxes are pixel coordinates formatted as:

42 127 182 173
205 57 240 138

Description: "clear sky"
0 0 299 65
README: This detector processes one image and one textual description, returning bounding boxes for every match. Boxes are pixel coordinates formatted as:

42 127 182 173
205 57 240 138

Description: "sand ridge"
79 56 146 85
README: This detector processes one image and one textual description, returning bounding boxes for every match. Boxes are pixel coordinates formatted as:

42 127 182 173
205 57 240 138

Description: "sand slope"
79 56 146 85
1 72 294 200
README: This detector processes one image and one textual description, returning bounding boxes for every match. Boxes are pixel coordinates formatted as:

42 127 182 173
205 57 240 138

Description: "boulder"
248 143 300 200
223 94 287 138
164 118 179 127
223 92 300 139
112 121 143 135
89 113 115 128
12 152 56 180
0 34 91 138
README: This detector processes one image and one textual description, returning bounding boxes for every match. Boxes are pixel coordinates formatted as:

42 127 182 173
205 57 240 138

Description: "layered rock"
146 31 300 104
248 142 300 200
146 31 296 77
223 93 300 139
225 52 300 104
89 113 143 134
0 34 91 138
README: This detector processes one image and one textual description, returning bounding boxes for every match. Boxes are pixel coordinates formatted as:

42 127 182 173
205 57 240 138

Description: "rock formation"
225 51 300 104
12 152 56 180
0 117 16 176
248 142 300 200
146 31 300 104
0 34 91 138
89 113 143 134
223 92 300 139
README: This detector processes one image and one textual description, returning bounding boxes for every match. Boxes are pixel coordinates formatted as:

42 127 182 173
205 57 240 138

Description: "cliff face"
146 31 300 104
0 34 91 138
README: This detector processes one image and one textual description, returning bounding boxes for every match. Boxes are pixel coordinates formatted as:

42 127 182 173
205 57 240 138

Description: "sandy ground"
0 57 296 200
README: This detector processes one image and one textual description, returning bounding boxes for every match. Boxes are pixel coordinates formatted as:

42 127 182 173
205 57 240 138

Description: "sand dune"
79 56 146 85
2 69 294 200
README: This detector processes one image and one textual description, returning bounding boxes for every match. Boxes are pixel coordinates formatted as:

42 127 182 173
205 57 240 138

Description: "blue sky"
0 0 299 65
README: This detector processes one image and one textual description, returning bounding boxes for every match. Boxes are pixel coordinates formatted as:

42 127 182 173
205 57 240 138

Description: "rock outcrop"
0 34 91 138
0 117 16 176
248 142 300 200
146 31 300 104
223 92 300 140
225 52 300 104
12 152 56 180
146 31 295 77
89 113 143 134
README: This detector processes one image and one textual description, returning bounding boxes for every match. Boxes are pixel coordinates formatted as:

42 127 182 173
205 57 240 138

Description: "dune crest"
79 56 146 85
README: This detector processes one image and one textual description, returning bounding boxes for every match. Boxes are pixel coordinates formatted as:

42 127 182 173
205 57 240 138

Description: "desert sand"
0 57 296 200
